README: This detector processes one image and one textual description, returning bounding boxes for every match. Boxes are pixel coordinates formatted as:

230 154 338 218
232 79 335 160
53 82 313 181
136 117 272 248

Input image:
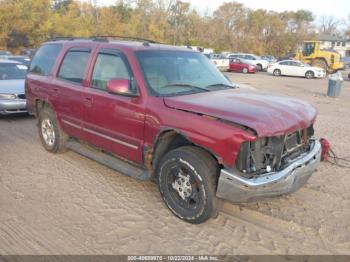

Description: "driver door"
83 48 145 164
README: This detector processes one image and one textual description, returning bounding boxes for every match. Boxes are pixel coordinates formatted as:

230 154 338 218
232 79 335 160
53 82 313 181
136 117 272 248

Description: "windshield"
0 63 27 80
136 50 233 96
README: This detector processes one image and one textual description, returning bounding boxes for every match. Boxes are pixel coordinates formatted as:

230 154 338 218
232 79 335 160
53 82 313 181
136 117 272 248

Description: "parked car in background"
228 58 256 73
206 53 229 71
261 55 277 63
267 60 326 79
0 50 12 56
341 57 350 69
7 55 31 66
0 60 27 115
21 48 36 58
26 39 321 224
228 53 268 71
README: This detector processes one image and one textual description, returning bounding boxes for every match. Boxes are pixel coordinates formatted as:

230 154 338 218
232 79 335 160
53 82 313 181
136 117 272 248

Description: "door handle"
84 97 93 107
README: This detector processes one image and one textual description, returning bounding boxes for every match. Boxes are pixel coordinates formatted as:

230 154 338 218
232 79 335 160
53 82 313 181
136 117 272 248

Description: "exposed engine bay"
236 125 315 177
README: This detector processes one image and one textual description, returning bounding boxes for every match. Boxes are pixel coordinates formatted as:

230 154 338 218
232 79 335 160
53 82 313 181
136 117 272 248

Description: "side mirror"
106 78 138 97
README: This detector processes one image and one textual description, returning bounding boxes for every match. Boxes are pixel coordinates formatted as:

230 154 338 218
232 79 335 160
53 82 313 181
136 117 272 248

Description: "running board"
66 140 149 181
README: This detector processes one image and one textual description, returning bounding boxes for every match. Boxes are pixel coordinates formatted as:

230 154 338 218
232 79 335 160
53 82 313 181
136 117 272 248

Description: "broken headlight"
236 126 314 176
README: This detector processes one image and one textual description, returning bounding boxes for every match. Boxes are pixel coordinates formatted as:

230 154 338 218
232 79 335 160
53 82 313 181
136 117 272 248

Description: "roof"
317 34 348 42
44 38 194 52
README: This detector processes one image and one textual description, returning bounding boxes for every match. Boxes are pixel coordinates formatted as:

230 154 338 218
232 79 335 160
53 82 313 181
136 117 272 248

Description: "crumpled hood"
0 79 25 94
164 89 317 137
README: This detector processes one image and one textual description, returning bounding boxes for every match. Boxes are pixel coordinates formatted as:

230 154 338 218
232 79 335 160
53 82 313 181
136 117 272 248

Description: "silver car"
0 59 27 115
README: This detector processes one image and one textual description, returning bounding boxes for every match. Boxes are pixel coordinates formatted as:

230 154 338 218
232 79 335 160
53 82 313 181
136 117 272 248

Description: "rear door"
51 47 93 139
229 58 240 72
278 61 291 75
83 48 145 163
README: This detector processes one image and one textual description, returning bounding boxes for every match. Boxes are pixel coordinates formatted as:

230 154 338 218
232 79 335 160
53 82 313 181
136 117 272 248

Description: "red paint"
26 40 317 168
320 138 330 161
229 59 256 73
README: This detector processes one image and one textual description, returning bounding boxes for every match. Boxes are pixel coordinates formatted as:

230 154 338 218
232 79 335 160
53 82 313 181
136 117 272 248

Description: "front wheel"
157 146 218 224
305 71 314 79
242 67 248 74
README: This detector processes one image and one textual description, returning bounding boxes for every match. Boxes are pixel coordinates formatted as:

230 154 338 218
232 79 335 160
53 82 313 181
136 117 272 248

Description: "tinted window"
58 49 90 84
29 44 62 75
0 63 27 80
279 61 289 65
91 53 131 90
290 61 300 66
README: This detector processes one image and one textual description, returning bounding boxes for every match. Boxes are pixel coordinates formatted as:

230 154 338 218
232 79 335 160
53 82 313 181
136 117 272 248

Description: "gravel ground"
0 71 349 255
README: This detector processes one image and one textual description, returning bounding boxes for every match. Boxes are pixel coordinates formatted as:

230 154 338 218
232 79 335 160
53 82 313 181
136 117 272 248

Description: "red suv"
26 38 321 223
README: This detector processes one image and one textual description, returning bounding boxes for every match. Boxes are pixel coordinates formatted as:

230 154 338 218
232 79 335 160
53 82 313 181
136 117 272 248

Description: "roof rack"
47 36 161 45
92 35 161 44
48 36 92 42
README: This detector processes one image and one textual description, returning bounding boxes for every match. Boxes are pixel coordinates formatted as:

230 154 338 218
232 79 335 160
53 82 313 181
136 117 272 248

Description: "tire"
311 59 327 72
38 106 68 153
256 64 262 71
242 67 248 74
305 71 314 79
157 146 218 224
273 69 281 76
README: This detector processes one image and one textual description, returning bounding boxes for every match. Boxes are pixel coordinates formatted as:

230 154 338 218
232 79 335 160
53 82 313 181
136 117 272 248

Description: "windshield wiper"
206 83 237 89
159 83 210 92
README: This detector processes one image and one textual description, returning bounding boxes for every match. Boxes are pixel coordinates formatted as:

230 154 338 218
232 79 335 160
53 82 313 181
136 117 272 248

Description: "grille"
17 94 26 99
236 125 314 176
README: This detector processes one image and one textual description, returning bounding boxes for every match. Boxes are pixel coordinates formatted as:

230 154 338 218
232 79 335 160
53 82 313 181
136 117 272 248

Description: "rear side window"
58 49 90 84
29 44 62 75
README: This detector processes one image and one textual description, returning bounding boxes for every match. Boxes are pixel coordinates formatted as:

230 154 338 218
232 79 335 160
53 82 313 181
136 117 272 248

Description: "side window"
29 44 62 75
280 61 288 65
91 53 131 91
58 49 90 84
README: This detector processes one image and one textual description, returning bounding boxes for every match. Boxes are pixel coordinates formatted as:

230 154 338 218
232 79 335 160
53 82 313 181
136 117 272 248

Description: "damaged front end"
216 125 321 202
236 125 315 177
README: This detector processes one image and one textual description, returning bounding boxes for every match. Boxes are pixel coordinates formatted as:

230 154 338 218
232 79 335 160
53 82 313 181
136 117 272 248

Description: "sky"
88 0 350 20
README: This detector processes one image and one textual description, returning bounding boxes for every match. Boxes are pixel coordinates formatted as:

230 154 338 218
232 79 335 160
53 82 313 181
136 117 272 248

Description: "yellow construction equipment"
295 41 344 73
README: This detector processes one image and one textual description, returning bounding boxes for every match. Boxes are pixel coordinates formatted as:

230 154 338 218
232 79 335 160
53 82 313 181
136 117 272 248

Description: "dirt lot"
0 72 349 255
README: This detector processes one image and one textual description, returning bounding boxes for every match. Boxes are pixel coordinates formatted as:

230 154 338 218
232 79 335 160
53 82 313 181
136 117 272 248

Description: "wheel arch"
313 57 328 66
145 129 221 181
35 99 54 116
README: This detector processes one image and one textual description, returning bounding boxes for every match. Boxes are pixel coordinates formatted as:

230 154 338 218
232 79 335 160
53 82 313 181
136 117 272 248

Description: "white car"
267 60 326 79
205 53 229 71
227 53 268 71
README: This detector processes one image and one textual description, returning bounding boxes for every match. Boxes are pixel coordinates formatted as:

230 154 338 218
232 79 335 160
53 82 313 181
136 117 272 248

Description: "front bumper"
216 140 321 202
0 99 27 115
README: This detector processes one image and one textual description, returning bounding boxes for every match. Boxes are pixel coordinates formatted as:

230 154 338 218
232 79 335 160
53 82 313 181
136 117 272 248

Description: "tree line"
0 0 348 56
